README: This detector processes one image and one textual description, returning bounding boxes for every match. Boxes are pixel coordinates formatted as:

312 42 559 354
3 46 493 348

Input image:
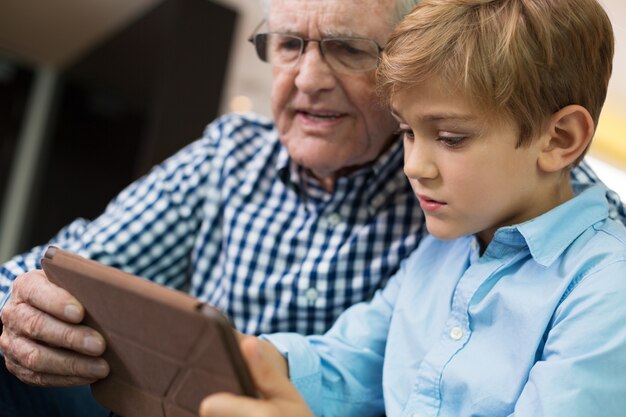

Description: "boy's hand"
0 270 109 386
199 336 314 417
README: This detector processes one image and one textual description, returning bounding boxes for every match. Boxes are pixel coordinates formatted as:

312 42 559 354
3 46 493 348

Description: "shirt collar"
491 184 609 267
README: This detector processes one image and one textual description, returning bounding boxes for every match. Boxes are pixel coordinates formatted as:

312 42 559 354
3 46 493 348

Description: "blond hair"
377 0 614 146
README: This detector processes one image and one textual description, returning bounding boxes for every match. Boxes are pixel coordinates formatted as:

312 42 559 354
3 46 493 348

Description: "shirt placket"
402 243 504 417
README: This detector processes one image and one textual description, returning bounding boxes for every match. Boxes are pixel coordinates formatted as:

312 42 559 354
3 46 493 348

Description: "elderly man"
0 0 623 416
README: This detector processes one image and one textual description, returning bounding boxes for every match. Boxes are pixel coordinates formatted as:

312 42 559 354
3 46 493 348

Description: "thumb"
241 337 300 401
199 392 263 417
199 337 313 417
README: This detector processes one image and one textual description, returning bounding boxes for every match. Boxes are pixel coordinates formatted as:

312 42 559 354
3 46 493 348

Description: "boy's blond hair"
377 0 614 148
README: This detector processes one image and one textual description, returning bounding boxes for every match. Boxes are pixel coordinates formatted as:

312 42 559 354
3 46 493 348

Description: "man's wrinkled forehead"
268 0 394 38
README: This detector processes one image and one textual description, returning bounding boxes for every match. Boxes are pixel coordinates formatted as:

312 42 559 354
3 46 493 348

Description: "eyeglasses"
248 22 383 73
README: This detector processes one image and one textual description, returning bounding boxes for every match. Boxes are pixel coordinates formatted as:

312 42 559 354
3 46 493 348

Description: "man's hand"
199 336 315 417
0 270 109 386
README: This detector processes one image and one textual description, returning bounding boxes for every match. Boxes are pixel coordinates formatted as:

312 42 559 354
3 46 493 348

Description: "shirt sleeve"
571 160 626 225
262 258 407 417
0 120 223 311
513 259 626 417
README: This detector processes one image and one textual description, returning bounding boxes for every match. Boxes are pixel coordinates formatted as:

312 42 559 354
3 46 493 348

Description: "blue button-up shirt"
265 184 626 417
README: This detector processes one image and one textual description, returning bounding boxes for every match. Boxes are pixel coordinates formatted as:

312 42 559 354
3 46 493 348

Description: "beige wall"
593 0 626 169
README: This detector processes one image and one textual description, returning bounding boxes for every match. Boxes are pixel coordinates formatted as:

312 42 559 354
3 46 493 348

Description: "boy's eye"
402 130 416 141
394 127 415 140
437 135 467 148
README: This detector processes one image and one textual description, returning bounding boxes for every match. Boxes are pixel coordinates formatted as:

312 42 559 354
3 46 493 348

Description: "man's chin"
290 151 344 178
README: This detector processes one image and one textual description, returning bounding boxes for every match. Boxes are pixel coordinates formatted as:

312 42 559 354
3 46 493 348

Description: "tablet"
41 246 256 417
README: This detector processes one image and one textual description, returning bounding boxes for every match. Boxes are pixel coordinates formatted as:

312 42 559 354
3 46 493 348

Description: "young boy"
201 0 626 416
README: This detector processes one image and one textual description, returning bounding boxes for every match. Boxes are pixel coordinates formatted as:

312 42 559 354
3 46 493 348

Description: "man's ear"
537 105 595 173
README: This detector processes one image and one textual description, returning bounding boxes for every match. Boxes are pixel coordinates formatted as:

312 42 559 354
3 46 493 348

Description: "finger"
4 358 99 387
1 300 105 356
242 338 302 402
199 338 314 417
2 333 109 380
12 270 84 323
200 392 275 417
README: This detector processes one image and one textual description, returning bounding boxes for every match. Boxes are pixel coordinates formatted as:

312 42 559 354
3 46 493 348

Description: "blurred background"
0 0 624 262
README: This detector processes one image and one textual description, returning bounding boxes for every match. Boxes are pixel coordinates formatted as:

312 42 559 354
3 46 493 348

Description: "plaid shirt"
1 113 624 335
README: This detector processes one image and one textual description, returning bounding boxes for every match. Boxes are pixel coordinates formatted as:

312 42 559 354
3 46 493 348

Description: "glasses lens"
259 33 303 67
321 38 380 72
252 33 269 62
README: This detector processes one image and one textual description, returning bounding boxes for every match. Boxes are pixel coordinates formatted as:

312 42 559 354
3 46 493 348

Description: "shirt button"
326 212 341 226
471 239 479 251
450 326 464 340
305 287 319 302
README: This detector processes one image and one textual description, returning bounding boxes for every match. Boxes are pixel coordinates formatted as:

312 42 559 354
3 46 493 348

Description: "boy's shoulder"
554 198 626 291
571 161 626 225
566 184 626 255
576 216 626 261
532 184 626 271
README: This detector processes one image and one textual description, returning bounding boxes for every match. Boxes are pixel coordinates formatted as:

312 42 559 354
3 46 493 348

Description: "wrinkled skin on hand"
0 270 109 386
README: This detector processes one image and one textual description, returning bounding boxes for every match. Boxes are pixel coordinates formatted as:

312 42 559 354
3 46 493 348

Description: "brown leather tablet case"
41 246 256 417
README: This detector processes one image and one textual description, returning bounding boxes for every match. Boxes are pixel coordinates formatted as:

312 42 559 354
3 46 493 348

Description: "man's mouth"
298 110 344 121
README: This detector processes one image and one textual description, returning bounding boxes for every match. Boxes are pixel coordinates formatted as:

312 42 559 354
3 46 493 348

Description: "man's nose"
294 42 337 93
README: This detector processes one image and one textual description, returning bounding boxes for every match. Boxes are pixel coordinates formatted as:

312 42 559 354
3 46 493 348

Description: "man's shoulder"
152 113 279 187
202 112 277 146
198 113 285 181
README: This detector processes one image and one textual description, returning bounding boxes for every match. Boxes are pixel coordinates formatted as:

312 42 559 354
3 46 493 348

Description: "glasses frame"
247 20 383 73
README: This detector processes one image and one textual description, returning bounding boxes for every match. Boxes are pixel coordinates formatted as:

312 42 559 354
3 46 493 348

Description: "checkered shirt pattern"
0 113 421 335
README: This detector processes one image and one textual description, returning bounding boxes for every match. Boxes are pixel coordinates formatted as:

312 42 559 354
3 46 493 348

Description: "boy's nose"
404 144 438 180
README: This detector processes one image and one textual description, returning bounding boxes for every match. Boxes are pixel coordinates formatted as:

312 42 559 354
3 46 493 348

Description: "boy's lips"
416 194 447 211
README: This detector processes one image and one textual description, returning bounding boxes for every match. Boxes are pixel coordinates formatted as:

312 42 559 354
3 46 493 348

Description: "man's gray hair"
260 0 419 27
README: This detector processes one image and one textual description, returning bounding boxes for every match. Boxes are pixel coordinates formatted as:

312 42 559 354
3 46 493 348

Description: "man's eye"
326 40 369 57
338 42 365 55
278 39 301 50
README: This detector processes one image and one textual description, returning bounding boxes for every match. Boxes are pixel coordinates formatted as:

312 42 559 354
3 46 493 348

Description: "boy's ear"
537 105 595 173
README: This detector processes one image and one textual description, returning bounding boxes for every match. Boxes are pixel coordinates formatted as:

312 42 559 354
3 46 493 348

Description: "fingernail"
89 361 109 378
83 335 105 355
64 304 82 322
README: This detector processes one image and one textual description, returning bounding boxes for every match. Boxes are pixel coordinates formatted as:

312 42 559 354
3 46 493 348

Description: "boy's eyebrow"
422 114 476 122
390 108 476 123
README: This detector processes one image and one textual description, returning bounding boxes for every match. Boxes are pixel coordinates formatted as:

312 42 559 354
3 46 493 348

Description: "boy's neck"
476 174 574 251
